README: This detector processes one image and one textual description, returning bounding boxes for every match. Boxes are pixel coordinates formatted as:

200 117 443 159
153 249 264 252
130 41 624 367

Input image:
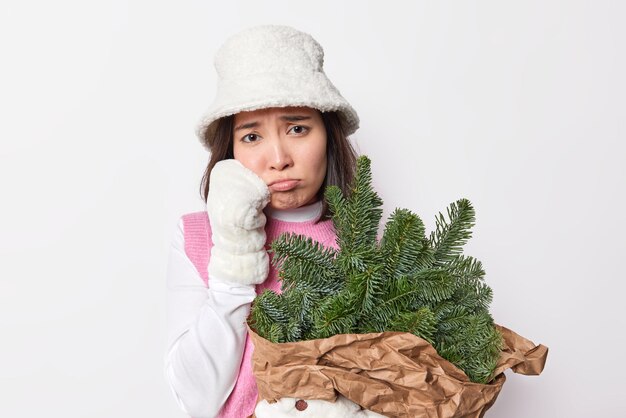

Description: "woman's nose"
269 140 293 171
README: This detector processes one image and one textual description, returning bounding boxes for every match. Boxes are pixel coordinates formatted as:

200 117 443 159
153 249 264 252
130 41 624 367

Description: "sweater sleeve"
163 217 257 418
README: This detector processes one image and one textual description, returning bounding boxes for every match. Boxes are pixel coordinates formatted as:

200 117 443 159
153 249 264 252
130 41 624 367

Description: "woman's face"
232 106 328 210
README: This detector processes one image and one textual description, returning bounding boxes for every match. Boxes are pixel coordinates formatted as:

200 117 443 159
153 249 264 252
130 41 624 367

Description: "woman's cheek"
234 154 266 181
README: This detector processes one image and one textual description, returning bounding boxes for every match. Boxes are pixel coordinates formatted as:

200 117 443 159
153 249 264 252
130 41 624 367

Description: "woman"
164 25 360 418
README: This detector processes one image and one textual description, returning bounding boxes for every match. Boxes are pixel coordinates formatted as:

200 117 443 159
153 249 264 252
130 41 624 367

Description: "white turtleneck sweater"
163 201 323 417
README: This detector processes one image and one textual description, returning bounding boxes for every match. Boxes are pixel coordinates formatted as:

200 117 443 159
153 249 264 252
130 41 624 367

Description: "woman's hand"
206 159 271 286
255 395 386 417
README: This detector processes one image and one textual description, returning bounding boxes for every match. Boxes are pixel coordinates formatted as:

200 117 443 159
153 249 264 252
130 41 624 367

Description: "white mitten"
206 159 271 285
254 395 386 418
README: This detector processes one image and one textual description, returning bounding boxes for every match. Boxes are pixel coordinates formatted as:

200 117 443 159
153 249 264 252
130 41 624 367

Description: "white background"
1 1 624 417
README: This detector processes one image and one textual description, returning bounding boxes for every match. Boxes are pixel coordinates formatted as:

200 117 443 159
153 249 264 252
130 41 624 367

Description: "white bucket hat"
195 24 360 150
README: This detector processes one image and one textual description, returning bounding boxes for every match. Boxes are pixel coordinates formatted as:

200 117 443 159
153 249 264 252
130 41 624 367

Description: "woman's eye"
242 133 259 143
288 125 309 135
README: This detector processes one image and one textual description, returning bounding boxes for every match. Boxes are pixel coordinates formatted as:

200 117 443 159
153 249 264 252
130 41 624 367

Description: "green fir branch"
429 199 476 265
248 155 502 383
269 232 340 295
380 208 427 280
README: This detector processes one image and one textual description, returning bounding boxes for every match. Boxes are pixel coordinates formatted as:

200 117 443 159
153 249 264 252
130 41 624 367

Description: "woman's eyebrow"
234 115 312 131
279 115 311 122
234 121 259 132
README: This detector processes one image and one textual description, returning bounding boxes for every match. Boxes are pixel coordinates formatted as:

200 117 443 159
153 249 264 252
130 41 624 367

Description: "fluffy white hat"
195 24 360 150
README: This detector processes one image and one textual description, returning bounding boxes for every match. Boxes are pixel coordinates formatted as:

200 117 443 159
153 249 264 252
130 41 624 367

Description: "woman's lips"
269 179 300 192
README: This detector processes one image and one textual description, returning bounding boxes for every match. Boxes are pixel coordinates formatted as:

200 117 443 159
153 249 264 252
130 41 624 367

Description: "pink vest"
181 210 338 418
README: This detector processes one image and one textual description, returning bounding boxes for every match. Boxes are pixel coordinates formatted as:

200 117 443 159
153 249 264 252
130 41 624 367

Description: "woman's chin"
268 195 307 211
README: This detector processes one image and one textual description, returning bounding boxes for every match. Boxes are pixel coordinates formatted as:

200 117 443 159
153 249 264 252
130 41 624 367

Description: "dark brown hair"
199 110 358 222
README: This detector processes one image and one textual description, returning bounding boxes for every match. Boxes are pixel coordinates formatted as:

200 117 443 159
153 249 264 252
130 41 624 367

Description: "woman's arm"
164 218 256 418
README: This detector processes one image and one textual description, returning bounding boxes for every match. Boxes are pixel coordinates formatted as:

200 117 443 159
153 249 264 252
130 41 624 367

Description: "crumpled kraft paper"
247 323 547 418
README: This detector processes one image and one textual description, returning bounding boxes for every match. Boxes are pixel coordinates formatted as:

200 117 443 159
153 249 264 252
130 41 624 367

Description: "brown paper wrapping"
247 323 547 418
